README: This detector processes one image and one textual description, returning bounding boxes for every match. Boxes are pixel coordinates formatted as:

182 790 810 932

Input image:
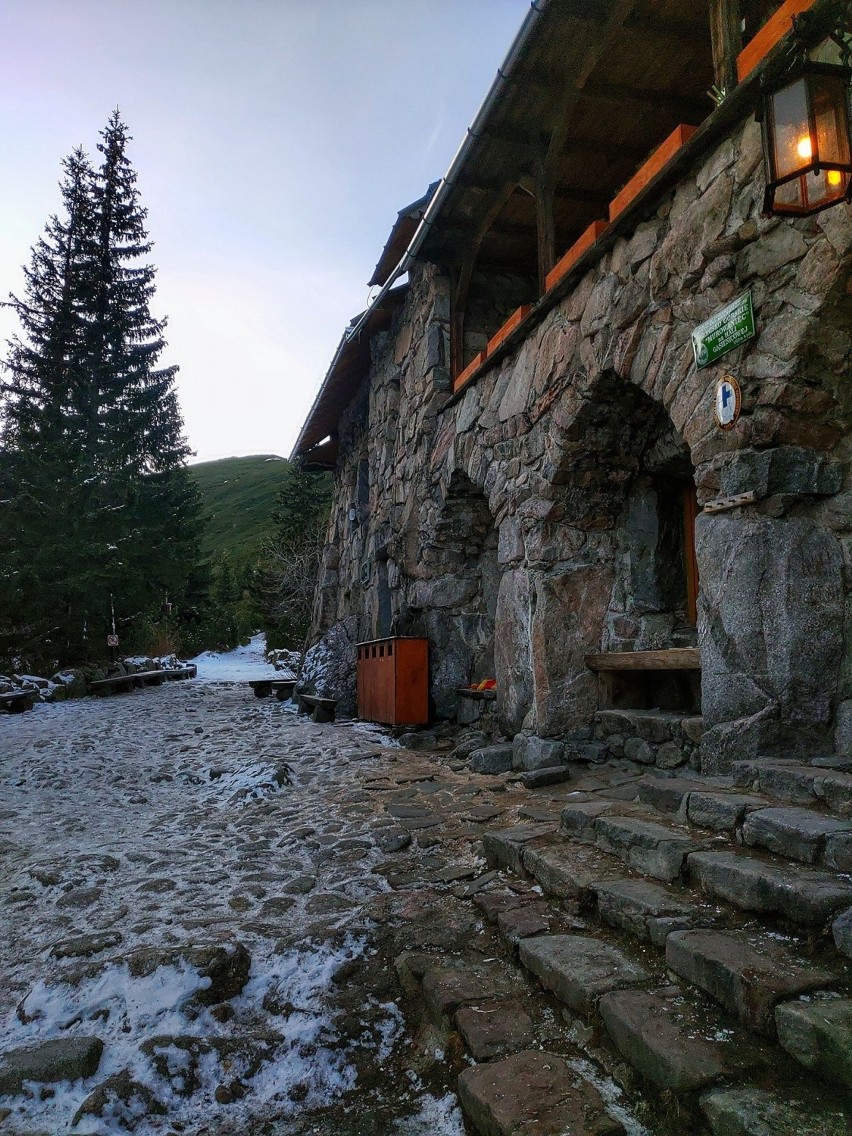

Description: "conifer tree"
1 114 204 667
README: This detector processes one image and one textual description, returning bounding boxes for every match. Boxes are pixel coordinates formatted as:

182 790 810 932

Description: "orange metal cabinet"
356 636 429 726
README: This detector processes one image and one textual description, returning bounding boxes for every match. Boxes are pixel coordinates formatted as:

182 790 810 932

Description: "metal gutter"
343 0 551 345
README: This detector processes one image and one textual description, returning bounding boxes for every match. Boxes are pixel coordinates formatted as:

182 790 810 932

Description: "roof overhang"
291 285 408 468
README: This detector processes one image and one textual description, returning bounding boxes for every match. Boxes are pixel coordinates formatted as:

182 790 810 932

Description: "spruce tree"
1 114 204 667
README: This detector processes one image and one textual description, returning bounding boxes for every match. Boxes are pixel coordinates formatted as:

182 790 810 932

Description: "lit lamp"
761 23 852 215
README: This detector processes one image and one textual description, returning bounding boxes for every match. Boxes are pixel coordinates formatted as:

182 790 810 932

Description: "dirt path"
0 680 489 1135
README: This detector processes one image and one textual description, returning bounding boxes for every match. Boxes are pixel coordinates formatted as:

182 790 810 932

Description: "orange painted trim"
609 124 698 221
737 0 817 82
544 220 609 292
487 304 533 355
453 350 486 393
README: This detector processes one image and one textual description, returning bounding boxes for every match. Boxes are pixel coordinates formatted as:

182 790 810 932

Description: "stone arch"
418 470 501 719
520 370 701 737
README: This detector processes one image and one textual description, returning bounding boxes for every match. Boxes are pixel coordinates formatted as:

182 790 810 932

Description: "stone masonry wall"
305 113 852 773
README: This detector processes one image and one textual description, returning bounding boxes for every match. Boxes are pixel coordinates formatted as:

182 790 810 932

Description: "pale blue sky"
0 0 528 462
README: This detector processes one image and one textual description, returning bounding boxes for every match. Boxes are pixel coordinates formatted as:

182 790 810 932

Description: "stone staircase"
401 755 852 1135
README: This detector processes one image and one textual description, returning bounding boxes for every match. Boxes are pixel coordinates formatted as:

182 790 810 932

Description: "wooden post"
709 0 742 94
683 484 700 626
534 148 556 296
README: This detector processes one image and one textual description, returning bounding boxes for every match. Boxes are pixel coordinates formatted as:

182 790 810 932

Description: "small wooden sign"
714 374 741 430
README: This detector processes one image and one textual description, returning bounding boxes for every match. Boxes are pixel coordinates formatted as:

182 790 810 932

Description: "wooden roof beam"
580 78 711 123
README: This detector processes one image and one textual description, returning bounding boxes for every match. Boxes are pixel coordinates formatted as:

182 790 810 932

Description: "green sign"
692 291 755 370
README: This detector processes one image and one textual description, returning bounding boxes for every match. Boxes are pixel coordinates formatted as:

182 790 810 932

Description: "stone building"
292 0 852 774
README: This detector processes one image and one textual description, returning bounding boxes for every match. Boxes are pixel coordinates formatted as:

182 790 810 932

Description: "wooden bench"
296 693 337 723
584 648 700 713
0 690 36 713
89 667 196 695
249 679 297 701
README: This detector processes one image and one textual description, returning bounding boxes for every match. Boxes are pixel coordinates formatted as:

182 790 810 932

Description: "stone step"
665 928 838 1034
733 759 852 816
742 806 852 866
775 993 852 1088
457 1050 628 1136
420 960 528 1026
517 933 650 1015
592 877 714 946
599 985 770 1093
454 999 535 1062
481 824 555 874
521 839 629 901
593 814 705 883
688 848 852 926
700 1083 851 1136
687 788 773 832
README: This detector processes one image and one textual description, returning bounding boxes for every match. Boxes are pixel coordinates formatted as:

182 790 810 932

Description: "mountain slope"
190 454 289 564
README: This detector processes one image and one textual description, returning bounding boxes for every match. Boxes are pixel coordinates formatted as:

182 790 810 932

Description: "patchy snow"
0 679 466 1134
189 632 281 682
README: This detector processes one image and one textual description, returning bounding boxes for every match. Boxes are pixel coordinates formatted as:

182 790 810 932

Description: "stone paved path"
0 680 514 1135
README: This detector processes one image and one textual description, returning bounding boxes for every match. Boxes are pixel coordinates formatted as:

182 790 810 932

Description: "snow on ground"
190 632 287 682
0 652 456 1135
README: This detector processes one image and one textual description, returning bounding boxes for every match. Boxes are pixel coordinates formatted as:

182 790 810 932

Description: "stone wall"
304 112 851 772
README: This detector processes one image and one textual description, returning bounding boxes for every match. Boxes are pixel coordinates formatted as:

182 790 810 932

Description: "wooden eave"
419 0 717 279
291 285 408 467
368 183 439 288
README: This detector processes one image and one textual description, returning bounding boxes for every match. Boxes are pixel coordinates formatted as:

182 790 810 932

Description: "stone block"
518 934 648 1014
512 734 566 772
624 738 655 764
513 765 572 789
594 879 698 942
599 988 767 1092
687 791 767 832
482 825 553 874
497 902 551 944
701 1084 850 1136
523 841 626 900
637 776 701 816
421 963 524 1026
688 849 852 925
594 816 701 882
457 1050 626 1136
776 995 852 1086
742 807 852 864
655 741 687 769
0 1037 104 1093
455 1000 535 1062
824 831 852 871
832 906 852 959
470 744 514 774
666 929 835 1033
696 516 843 773
560 800 613 839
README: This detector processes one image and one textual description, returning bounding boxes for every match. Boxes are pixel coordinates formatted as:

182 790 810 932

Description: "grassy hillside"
190 454 289 564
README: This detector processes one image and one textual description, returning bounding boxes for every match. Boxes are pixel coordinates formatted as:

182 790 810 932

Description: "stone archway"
518 371 701 738
417 471 501 719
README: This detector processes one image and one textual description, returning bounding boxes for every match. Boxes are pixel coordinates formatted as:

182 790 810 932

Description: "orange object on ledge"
737 0 817 82
487 305 533 356
453 350 486 394
545 220 609 292
609 124 698 222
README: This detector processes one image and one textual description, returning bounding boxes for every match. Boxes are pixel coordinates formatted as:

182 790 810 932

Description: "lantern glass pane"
774 177 804 210
805 168 829 206
771 78 811 178
813 74 851 166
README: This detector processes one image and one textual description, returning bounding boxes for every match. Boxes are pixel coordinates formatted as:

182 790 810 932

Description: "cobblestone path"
0 680 512 1135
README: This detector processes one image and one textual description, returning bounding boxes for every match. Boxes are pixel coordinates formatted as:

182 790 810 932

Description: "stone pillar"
697 514 843 773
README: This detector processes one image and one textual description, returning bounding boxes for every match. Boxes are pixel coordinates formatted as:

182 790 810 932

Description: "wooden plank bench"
0 690 36 713
249 679 297 701
296 693 337 723
584 648 700 712
89 667 196 695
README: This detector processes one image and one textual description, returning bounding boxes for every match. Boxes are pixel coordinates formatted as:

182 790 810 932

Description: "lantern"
761 27 852 215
